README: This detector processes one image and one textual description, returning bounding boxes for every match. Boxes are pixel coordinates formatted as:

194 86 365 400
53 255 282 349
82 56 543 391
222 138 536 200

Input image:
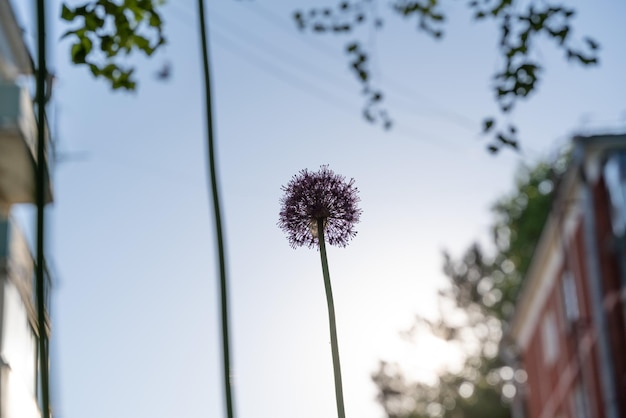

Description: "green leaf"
430 13 445 22
71 42 87 64
585 37 599 50
84 11 103 31
100 35 114 54
61 5 75 21
60 29 77 40
133 35 150 51
293 11 303 28
149 13 162 28
81 36 94 55
73 5 90 17
88 63 99 76
483 118 495 133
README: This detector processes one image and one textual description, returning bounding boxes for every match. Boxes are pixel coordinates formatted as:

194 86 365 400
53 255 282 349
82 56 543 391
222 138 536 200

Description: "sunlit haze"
9 0 626 417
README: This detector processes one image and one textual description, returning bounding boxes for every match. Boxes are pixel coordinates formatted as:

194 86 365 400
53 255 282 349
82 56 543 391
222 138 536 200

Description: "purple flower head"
279 165 362 248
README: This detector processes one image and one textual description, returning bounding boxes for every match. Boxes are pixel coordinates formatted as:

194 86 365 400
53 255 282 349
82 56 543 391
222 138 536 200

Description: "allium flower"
278 165 361 418
278 165 362 248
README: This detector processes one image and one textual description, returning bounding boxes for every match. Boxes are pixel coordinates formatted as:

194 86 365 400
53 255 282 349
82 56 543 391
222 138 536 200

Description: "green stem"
197 2 235 418
317 218 346 418
35 1 51 417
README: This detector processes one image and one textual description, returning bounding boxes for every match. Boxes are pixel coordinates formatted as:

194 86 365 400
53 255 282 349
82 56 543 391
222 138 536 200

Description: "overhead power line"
164 1 489 150
237 1 478 132
171 0 479 134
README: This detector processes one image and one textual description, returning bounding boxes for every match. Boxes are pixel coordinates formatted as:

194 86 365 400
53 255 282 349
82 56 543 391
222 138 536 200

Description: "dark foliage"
61 0 166 90
60 1 599 152
293 0 600 152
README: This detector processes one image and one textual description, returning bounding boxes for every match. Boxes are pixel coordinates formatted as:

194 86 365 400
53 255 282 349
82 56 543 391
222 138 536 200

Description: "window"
603 152 626 237
541 311 559 365
572 383 591 418
561 271 580 328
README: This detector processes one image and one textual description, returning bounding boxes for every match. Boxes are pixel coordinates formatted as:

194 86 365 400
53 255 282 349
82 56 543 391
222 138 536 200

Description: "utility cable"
238 1 478 132
171 2 504 152
210 28 358 111
174 0 479 133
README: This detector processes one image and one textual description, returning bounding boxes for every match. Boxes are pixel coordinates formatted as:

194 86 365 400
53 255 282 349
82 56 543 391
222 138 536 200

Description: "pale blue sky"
10 0 626 417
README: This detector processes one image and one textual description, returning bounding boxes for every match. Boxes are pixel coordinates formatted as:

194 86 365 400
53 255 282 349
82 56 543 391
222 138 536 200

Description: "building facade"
0 218 45 418
509 134 626 418
0 0 53 417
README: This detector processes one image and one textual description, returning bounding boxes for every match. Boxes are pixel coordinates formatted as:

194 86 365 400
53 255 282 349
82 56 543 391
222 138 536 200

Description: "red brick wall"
517 147 626 418
572 221 605 418
522 266 572 417
592 177 626 417
521 219 608 418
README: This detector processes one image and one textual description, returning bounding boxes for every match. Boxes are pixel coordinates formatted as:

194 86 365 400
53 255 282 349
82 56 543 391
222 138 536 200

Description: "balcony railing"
0 82 53 207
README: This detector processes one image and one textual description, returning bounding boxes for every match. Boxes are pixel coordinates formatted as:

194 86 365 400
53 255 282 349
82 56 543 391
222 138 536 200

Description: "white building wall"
0 217 41 418
2 280 39 418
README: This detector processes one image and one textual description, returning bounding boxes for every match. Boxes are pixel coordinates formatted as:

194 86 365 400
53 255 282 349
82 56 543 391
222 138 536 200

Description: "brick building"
509 134 626 418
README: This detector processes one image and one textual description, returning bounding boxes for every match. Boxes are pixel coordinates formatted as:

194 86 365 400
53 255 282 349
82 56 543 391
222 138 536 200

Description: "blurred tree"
372 156 568 418
59 1 599 151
